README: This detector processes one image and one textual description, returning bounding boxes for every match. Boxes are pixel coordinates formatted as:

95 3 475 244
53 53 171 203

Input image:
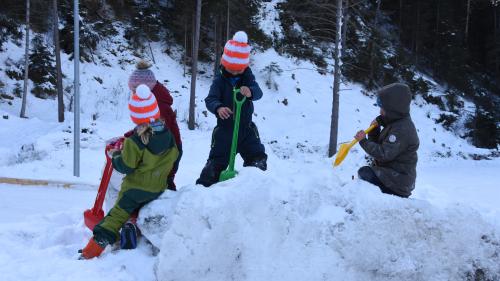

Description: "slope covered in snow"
0 28 499 281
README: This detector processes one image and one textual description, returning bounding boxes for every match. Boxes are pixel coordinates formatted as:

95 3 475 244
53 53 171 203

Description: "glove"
375 115 385 127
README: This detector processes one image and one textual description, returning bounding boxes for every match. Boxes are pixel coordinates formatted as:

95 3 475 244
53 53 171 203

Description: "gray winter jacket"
359 83 420 197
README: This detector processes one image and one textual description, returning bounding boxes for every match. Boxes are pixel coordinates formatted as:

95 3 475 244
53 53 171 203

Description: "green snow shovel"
219 88 247 182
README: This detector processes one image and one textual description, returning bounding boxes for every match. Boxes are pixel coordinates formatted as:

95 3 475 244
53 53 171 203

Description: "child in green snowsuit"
81 84 179 259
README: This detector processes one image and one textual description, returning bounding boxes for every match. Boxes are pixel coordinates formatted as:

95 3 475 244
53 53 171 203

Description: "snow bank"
139 164 500 281
0 184 157 281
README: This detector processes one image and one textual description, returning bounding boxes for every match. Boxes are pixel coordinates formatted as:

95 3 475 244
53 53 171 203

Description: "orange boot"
81 237 106 259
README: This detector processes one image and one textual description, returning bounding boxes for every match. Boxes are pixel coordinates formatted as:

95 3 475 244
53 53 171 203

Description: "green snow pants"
93 188 163 245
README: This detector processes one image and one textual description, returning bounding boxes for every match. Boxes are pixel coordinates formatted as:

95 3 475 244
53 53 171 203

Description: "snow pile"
139 162 500 281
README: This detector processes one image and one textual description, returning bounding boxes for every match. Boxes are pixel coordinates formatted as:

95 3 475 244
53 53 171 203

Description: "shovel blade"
334 143 351 167
219 170 237 182
84 208 104 231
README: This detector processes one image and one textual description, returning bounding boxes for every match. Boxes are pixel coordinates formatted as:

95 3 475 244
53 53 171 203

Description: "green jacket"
111 125 179 194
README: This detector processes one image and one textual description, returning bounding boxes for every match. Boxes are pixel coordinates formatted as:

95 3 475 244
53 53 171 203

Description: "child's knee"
358 166 375 181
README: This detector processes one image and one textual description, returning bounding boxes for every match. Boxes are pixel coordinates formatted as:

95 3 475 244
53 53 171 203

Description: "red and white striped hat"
128 84 160 125
221 31 251 72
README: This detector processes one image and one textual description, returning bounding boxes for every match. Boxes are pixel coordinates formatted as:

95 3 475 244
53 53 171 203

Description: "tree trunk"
328 0 343 157
435 0 440 35
415 0 421 67
53 0 64 122
399 0 403 40
369 0 381 88
188 0 201 130
495 5 499 77
226 0 230 40
214 14 221 77
465 0 471 44
183 19 187 77
20 0 30 118
148 41 156 64
434 0 441 71
341 0 349 51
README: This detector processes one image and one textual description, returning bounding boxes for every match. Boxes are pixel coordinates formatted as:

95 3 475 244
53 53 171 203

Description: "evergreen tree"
29 35 57 99
124 0 164 50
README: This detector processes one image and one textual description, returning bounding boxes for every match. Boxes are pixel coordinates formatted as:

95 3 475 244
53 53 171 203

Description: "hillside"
1 0 499 148
1 32 500 280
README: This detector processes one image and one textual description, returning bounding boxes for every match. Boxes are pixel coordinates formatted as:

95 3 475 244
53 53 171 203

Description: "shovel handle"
91 156 112 214
91 138 124 214
348 123 378 148
365 123 378 134
220 88 246 180
233 88 247 104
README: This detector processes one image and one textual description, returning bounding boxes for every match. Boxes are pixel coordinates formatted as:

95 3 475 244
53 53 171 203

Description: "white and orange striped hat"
221 31 251 72
128 84 160 125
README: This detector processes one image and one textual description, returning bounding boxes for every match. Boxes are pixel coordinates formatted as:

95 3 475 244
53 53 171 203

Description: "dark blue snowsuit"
196 67 267 187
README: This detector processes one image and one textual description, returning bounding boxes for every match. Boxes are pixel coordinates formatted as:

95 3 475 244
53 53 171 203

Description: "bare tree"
188 0 202 130
214 13 222 77
53 0 64 122
328 0 343 157
226 0 230 40
20 0 30 118
399 0 403 40
414 0 421 66
435 0 440 35
465 0 472 43
494 2 499 77
183 18 187 77
342 0 349 48
369 0 382 85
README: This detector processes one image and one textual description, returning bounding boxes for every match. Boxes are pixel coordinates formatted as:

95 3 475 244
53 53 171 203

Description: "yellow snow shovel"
333 124 378 167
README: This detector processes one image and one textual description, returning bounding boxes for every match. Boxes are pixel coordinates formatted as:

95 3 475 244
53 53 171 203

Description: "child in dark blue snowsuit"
196 66 268 187
196 32 267 187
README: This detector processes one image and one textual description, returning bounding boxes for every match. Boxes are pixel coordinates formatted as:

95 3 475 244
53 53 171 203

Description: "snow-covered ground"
1 32 499 280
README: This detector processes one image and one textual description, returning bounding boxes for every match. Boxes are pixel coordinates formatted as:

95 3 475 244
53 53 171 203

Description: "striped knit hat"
221 31 251 72
128 60 157 91
129 84 160 125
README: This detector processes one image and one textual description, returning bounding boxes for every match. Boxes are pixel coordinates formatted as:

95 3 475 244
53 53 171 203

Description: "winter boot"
243 154 268 171
196 160 225 187
80 237 107 259
120 221 138 250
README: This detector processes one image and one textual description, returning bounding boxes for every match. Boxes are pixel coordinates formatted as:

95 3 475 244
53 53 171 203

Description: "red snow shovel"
83 137 124 231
